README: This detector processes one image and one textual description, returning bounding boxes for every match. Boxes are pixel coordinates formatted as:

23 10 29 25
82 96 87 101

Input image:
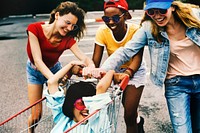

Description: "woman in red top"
26 2 94 132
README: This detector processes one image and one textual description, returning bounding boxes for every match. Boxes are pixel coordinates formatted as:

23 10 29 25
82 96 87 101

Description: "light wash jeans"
164 74 200 133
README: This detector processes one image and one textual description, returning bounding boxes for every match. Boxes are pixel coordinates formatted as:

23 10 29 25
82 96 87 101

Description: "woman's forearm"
34 59 54 79
96 70 115 94
47 62 74 94
101 47 132 71
84 57 95 67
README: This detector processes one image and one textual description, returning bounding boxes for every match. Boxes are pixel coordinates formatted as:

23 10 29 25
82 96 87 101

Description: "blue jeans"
26 60 62 85
164 75 200 133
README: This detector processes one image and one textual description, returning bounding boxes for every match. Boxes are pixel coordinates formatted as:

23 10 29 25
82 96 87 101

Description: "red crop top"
26 22 76 67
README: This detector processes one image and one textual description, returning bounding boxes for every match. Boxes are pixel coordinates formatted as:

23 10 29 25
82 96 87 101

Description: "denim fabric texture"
101 21 200 88
164 75 200 133
26 60 62 84
119 66 146 88
100 8 200 133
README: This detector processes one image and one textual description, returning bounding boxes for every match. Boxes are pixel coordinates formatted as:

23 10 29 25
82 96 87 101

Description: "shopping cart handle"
79 68 106 78
119 75 129 91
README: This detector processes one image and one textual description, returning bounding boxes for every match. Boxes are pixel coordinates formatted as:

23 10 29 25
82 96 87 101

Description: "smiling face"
73 107 89 122
73 98 89 122
146 7 175 27
103 7 126 32
55 12 78 36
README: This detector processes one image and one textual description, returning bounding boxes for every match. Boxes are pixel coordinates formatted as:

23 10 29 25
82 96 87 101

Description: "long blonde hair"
140 1 200 42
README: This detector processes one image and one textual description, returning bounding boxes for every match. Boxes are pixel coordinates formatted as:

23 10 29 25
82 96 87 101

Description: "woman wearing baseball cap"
101 0 200 132
92 0 146 133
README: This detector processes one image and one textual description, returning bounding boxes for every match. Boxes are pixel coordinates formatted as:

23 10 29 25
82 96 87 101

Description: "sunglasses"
61 18 78 31
102 13 124 23
146 9 168 17
74 98 86 111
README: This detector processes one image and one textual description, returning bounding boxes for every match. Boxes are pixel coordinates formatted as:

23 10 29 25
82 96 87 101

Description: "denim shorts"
119 63 146 88
26 60 62 85
164 74 200 133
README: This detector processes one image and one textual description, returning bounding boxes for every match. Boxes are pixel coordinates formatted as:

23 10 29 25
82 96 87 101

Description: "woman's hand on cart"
71 64 85 77
70 65 129 91
113 73 129 91
113 73 129 84
82 67 106 79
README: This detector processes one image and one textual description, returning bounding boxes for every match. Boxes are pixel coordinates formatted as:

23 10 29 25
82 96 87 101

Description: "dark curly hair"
62 81 96 120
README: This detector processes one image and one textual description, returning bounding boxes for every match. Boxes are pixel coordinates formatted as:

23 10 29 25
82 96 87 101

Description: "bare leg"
27 84 43 133
122 85 144 133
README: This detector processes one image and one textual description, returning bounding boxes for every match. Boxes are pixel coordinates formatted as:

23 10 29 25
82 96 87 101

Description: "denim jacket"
102 19 200 88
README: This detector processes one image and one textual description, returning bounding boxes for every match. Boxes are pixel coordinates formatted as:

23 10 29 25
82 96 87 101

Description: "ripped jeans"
164 75 200 133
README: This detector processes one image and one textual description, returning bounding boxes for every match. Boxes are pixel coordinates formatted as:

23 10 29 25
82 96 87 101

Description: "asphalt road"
0 10 173 133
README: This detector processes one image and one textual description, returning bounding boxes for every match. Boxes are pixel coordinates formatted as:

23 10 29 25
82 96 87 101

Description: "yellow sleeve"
95 25 107 46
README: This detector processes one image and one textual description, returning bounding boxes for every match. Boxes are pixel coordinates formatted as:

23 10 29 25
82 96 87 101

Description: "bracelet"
124 70 132 78
125 67 134 78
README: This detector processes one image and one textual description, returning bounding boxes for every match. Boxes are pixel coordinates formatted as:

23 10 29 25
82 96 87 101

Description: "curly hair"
140 1 200 42
49 1 86 41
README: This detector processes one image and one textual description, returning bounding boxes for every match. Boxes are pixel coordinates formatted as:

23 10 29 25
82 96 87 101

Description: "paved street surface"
0 10 173 132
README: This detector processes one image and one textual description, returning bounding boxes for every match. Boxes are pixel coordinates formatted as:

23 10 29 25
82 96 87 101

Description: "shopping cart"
0 75 129 133
0 97 54 133
64 75 129 133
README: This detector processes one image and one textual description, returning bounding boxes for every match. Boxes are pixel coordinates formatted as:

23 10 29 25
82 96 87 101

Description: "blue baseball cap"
144 0 173 10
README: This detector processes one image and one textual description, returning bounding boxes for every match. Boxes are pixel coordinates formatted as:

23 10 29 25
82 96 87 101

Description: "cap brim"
127 12 132 19
144 2 172 10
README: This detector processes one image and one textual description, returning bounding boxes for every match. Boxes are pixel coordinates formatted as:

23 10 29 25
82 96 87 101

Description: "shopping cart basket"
64 75 129 133
0 75 129 133
0 97 54 133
